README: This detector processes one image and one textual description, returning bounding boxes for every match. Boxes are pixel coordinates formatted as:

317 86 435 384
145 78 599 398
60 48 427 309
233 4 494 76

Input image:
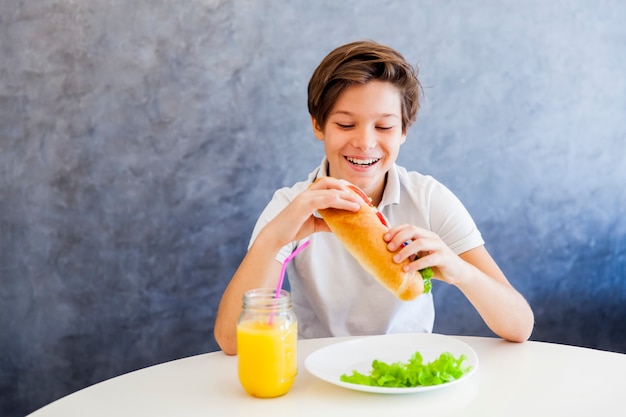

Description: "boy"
214 40 534 355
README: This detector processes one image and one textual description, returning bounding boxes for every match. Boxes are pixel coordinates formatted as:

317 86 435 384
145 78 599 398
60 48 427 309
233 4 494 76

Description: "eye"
336 123 354 129
376 126 394 131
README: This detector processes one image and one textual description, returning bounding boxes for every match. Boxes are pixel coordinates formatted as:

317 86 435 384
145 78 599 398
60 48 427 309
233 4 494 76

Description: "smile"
345 156 380 166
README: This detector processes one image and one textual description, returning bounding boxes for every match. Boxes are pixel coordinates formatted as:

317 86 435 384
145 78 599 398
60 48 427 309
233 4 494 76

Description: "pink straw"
275 240 310 297
269 240 310 324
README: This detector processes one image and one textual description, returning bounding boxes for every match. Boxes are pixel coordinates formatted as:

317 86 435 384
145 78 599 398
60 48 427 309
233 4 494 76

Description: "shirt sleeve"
428 181 485 254
248 186 298 264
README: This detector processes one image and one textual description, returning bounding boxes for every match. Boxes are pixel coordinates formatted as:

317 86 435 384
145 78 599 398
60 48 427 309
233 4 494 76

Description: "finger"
311 188 363 211
310 177 353 191
403 256 436 274
392 241 420 264
318 192 362 211
385 226 423 250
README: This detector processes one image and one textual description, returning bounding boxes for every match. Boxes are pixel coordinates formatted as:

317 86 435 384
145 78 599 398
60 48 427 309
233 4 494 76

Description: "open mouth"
345 156 380 167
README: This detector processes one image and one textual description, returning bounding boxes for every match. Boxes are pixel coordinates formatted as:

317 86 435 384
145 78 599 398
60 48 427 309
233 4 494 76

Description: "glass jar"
236 288 298 398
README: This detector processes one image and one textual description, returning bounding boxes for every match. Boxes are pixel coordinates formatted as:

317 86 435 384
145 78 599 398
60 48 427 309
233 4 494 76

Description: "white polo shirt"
249 158 484 339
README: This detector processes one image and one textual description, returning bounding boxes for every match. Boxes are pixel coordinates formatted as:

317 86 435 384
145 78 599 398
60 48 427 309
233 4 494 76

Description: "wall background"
1 1 625 415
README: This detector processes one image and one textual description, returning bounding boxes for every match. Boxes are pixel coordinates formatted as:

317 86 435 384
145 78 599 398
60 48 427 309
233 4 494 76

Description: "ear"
400 132 407 144
311 116 324 141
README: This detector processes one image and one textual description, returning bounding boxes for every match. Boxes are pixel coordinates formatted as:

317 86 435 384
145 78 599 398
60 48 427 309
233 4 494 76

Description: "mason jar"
236 288 298 398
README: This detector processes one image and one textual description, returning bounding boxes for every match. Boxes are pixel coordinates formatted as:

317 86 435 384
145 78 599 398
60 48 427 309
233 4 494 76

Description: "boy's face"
312 80 406 205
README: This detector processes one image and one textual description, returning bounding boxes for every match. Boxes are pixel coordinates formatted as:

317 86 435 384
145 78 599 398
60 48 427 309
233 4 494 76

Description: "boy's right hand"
262 177 363 247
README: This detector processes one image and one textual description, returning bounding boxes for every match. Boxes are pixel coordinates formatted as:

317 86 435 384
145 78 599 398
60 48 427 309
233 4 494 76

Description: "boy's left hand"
383 224 470 286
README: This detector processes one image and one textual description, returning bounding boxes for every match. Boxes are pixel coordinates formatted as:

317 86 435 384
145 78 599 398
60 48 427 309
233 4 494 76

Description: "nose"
351 126 377 150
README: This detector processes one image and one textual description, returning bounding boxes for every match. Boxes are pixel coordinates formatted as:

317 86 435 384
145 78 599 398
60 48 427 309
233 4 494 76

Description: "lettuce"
340 351 471 387
419 267 433 294
412 249 433 294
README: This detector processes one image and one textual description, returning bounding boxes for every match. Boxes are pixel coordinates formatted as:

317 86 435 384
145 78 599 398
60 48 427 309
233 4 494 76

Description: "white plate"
304 333 478 394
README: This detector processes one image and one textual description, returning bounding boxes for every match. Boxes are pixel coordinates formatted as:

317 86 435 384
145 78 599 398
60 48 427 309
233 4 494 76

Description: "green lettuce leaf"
340 350 471 388
419 267 433 294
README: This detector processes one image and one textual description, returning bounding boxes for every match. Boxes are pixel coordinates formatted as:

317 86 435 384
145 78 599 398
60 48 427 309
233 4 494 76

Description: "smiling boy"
214 40 534 355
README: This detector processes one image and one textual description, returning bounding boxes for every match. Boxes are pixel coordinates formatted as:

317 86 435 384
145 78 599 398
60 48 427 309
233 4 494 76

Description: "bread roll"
317 185 424 301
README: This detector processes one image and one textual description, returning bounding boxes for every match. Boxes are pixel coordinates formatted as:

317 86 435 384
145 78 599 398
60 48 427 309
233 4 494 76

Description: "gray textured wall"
1 1 625 416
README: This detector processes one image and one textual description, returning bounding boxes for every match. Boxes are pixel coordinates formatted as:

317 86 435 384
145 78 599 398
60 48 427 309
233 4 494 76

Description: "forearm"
213 232 284 355
214 180 363 354
455 259 534 343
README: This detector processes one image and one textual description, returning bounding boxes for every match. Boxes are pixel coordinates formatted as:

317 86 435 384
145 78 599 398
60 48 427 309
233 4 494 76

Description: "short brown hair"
307 40 422 133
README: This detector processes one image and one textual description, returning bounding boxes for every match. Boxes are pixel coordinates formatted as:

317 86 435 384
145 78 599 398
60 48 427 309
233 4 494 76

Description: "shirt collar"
379 163 401 209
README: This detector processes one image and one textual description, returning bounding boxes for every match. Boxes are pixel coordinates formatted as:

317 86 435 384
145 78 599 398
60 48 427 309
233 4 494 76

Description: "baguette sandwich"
317 182 432 301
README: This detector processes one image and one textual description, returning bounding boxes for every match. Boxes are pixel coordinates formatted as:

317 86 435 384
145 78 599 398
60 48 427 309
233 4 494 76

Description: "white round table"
27 335 626 416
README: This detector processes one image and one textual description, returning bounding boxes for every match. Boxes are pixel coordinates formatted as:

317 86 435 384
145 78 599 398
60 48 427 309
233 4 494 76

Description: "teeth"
347 157 379 166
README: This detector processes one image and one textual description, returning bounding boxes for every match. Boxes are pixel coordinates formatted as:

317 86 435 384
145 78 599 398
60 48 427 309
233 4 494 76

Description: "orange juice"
237 318 298 398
